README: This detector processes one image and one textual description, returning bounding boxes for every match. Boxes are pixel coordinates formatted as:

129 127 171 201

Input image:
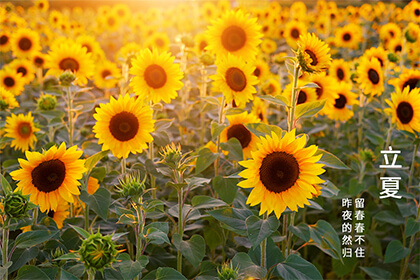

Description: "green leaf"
143 267 188 280
220 137 243 161
79 188 111 220
117 214 137 225
258 95 289 107
195 148 218 174
208 208 252 236
315 149 350 170
319 180 340 198
16 265 52 280
374 210 404 225
360 267 392 280
384 240 410 263
15 230 59 249
154 118 174 132
0 262 13 279
289 223 310 242
54 252 79 261
1 174 12 195
117 253 148 280
212 176 238 204
144 222 169 235
406 217 420 237
211 121 227 139
203 219 223 251
276 255 322 280
245 215 280 248
308 220 342 260
192 196 228 209
84 150 109 172
295 99 326 119
231 252 267 279
68 225 90 239
9 247 39 273
59 269 80 280
144 227 170 245
173 234 205 268
332 257 357 277
299 82 320 89
245 123 273 138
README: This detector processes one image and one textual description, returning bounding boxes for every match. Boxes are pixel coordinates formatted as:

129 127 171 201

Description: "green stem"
135 197 144 261
282 214 288 257
214 96 226 178
149 143 156 199
66 86 74 147
357 93 365 147
286 212 296 257
288 62 300 132
33 208 38 227
121 157 126 175
199 64 207 146
2 219 9 280
84 204 89 231
261 213 267 269
408 142 419 189
87 269 95 280
177 188 183 274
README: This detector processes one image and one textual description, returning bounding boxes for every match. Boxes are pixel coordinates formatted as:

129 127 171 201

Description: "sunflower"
4 112 39 152
116 42 141 66
390 69 420 92
0 66 25 95
94 60 120 89
144 32 170 53
195 33 209 55
45 41 94 86
329 59 351 83
404 22 420 44
253 58 270 83
386 38 403 54
114 3 131 23
324 82 358 121
335 23 362 50
130 48 183 104
32 52 46 68
48 10 63 27
93 94 155 159
200 2 217 23
9 59 35 85
385 87 420 133
261 78 281 96
251 96 268 124
297 33 331 73
238 129 325 218
379 22 401 42
0 30 11 52
283 80 318 106
356 57 384 96
100 11 121 32
45 201 69 229
221 112 260 159
87 177 100 195
284 20 307 49
206 9 262 60
10 28 41 58
409 1 420 22
34 0 48 13
260 38 277 54
10 143 86 212
211 53 258 107
0 87 19 110
76 34 104 62
364 47 388 68
308 72 339 102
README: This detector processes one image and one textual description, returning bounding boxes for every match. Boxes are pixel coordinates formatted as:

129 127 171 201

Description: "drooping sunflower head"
10 28 41 58
297 33 331 73
238 130 325 218
385 87 420 133
10 142 86 212
206 9 262 60
211 53 258 107
93 94 155 159
221 111 260 159
356 57 384 96
4 112 39 152
130 48 184 104
379 22 401 42
389 69 420 92
45 41 94 86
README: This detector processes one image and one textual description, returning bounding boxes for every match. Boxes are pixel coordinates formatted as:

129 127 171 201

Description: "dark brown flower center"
38 2 44 8
258 112 264 121
4 77 15 87
376 57 384 67
368 69 380 84
297 90 307 104
343 33 351 41
155 38 165 47
144 64 167 89
337 68 345 80
17 66 27 77
334 94 347 109
259 151 299 193
0 35 8 45
82 44 92 53
396 101 414 124
394 45 402 52
31 159 66 193
221 25 246 52
59 58 80 72
107 17 115 26
101 70 111 79
314 82 323 99
389 31 395 37
262 25 269 33
109 111 139 142
402 78 420 91
226 67 246 92
47 210 55 218
34 57 44 67
253 67 261 78
199 41 207 52
227 124 251 149
305 49 318 66
18 37 32 51
291 28 300 39
415 8 420 16
17 122 32 138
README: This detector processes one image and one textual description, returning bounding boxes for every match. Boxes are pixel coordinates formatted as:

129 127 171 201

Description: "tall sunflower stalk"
214 96 226 177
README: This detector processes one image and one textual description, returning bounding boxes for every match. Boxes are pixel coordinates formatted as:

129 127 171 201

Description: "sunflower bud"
3 192 30 219
51 247 67 267
78 231 119 273
160 142 182 169
116 172 146 199
181 35 195 48
359 148 375 162
37 93 57 111
59 71 76 87
388 53 399 63
218 262 238 280
200 53 215 66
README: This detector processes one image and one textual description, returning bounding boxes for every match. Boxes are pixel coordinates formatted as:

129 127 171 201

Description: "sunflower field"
1 0 420 279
